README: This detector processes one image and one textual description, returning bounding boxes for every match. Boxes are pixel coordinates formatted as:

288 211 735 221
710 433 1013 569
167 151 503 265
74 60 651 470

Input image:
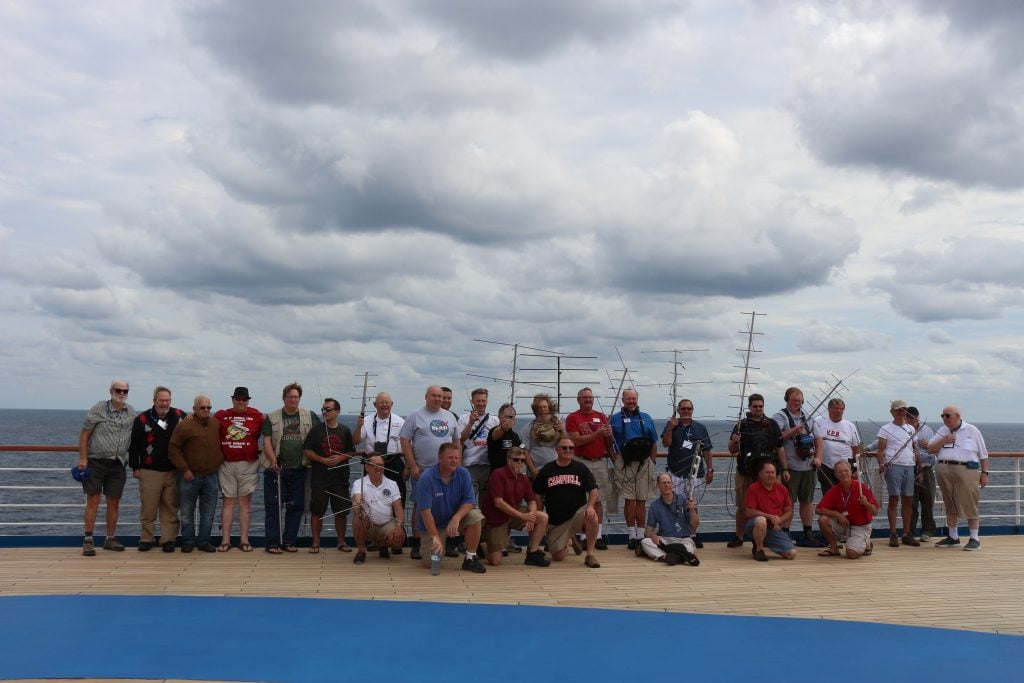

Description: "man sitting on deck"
639 472 700 566
816 460 878 559
744 460 797 562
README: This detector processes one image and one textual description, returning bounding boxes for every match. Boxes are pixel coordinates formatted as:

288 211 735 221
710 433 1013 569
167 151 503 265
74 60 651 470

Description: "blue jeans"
264 467 306 548
180 472 219 547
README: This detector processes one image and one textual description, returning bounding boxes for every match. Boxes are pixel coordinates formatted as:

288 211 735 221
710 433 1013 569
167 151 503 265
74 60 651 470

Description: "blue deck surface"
3 594 1021 682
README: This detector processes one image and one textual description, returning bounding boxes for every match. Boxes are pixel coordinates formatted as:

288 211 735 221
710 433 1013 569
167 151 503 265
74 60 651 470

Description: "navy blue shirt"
646 493 694 539
662 420 713 478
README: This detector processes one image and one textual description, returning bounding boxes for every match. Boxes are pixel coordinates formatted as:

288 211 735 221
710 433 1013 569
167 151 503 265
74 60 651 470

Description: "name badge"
623 418 631 424
157 419 168 430
592 417 601 423
682 440 693 449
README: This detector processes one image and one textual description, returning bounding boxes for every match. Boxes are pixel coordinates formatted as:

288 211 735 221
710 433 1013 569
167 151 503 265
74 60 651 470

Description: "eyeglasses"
197 406 212 410
510 457 527 463
557 445 575 451
113 388 129 395
941 413 953 418
322 407 338 413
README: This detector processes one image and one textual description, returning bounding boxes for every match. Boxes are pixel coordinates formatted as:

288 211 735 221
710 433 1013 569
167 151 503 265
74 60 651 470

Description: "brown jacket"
168 416 224 476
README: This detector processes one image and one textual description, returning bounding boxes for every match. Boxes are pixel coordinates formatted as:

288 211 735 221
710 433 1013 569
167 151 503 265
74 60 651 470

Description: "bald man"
928 406 989 551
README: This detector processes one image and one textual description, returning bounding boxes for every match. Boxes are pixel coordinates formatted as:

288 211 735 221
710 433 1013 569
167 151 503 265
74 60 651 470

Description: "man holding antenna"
303 397 355 553
877 400 919 548
567 387 615 550
774 387 824 547
727 394 786 549
357 392 407 508
661 398 713 548
458 388 499 501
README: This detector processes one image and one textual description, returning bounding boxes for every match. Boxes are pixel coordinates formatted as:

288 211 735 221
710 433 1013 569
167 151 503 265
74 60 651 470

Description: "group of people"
75 380 990 570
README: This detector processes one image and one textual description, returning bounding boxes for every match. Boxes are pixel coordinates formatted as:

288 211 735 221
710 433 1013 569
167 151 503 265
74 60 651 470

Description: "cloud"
797 324 889 353
928 329 954 344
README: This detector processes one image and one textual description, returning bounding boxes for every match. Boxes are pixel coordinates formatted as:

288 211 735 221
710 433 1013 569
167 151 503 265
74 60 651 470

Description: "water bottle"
430 551 441 576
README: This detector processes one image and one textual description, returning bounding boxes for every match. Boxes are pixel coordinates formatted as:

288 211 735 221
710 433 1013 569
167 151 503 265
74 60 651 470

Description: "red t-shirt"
565 410 609 461
817 482 877 526
481 466 535 526
743 480 791 517
214 407 265 462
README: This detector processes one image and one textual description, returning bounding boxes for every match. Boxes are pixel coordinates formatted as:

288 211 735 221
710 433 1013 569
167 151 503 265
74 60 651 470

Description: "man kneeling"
351 455 406 564
415 443 486 573
744 461 797 561
816 460 877 559
481 447 550 567
640 473 700 566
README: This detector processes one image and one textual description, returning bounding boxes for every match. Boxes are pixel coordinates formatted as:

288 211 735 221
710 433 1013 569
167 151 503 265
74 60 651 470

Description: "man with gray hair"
928 406 989 551
77 380 136 556
168 395 223 553
811 398 861 496
877 400 919 548
129 386 184 552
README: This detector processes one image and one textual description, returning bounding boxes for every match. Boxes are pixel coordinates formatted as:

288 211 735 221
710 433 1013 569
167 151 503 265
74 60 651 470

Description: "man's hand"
132 469 141 480
183 470 195 482
446 519 461 537
430 535 443 555
585 506 598 523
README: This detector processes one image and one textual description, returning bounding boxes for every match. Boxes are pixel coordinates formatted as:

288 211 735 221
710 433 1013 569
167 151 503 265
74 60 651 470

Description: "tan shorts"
219 460 259 498
419 508 485 557
361 518 401 544
936 462 981 519
846 524 872 555
546 505 588 554
483 517 525 550
614 458 654 500
576 457 618 516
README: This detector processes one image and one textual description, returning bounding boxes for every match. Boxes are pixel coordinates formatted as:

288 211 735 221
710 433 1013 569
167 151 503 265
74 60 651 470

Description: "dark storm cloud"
792 4 1024 189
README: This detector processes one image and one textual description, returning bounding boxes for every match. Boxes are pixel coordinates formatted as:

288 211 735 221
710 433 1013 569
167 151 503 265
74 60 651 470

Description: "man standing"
351 455 406 564
128 386 184 552
811 398 861 496
262 382 320 553
400 385 460 559
481 446 550 567
816 460 878 559
727 394 786 548
415 443 486 573
533 437 601 569
168 395 223 553
928 406 990 551
458 388 499 500
640 473 700 566
744 460 797 562
661 398 713 547
610 389 658 550
773 388 822 547
440 387 457 420
566 387 614 550
77 380 136 556
357 392 406 505
486 403 521 472
906 406 937 542
214 386 264 553
877 400 919 548
303 398 355 553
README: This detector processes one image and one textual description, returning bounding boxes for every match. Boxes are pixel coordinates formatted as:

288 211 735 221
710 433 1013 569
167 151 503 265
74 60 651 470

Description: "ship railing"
1 447 1022 542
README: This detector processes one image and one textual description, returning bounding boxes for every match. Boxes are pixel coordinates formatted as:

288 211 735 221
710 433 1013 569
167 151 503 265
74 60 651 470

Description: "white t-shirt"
457 412 499 467
877 422 916 466
812 416 860 468
928 421 988 464
351 475 402 525
359 413 405 455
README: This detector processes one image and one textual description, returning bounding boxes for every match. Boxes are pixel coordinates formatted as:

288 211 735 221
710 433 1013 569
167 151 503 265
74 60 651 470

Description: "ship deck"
2 536 1023 682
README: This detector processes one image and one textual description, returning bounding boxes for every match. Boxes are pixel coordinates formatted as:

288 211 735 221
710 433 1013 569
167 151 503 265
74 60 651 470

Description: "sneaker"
627 538 640 550
524 549 551 567
753 549 769 562
583 554 601 568
103 537 125 552
570 536 583 556
726 536 744 548
505 540 523 554
594 537 608 551
82 536 96 557
694 538 704 549
919 533 932 542
444 539 460 558
378 546 390 559
354 551 367 564
197 542 217 553
935 537 961 548
161 542 175 553
410 547 422 560
138 541 153 552
462 555 486 573
888 534 899 548
665 553 681 566
963 538 981 552
902 535 921 547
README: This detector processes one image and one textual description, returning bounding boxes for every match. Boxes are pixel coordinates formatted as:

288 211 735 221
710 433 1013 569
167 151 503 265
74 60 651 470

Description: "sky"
1 0 1022 424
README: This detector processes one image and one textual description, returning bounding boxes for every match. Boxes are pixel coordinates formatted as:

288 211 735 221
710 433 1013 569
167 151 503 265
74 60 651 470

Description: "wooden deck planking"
1 537 1022 635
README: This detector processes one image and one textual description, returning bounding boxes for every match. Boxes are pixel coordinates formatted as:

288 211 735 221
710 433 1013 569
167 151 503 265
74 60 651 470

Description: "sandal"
282 545 298 553
818 548 842 557
309 545 321 554
863 543 873 556
337 544 352 552
240 543 253 552
216 543 232 552
265 546 283 554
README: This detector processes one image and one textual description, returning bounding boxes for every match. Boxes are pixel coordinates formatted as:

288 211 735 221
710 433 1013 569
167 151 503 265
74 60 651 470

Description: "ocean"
1 409 1021 537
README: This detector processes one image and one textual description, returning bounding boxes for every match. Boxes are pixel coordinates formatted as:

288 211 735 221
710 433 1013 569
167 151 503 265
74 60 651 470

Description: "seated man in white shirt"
351 455 406 564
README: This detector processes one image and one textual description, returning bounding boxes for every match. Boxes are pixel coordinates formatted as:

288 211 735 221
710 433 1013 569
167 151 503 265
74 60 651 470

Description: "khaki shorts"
483 517 525 550
576 457 618 516
614 458 654 500
787 469 816 504
360 518 402 544
419 508 485 557
546 505 588 554
219 459 259 498
936 462 981 519
846 524 872 555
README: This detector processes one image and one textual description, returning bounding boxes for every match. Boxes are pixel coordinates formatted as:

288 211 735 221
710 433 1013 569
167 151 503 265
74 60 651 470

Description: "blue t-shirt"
610 409 658 451
646 493 693 539
662 420 713 477
415 465 476 531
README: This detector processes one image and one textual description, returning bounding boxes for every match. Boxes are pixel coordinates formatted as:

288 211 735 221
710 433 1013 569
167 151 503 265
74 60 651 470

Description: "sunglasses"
322 407 338 413
941 413 953 418
113 388 129 395
557 445 575 451
510 457 527 463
